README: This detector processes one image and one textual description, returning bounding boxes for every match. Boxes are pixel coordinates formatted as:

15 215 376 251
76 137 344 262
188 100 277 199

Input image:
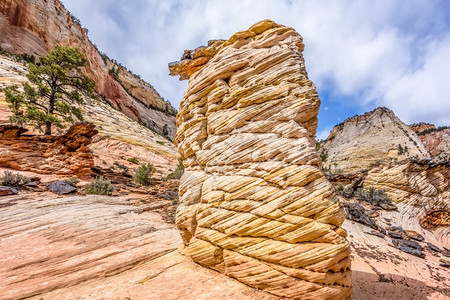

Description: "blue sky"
61 0 450 140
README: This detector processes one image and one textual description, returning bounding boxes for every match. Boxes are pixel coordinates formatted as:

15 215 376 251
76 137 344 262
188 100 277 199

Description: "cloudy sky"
61 0 450 139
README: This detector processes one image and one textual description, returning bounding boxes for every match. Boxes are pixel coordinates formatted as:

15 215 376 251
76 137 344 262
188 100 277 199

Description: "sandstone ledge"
0 122 97 177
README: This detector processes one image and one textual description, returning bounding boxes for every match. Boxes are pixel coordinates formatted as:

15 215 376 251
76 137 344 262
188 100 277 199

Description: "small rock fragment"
49 180 77 195
403 230 425 242
367 230 385 238
379 202 397 211
392 238 425 258
344 202 379 230
427 242 442 253
0 186 18 196
388 231 403 239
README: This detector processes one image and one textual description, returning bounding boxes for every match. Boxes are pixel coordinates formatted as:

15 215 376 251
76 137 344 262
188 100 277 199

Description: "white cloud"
61 0 450 126
382 34 450 125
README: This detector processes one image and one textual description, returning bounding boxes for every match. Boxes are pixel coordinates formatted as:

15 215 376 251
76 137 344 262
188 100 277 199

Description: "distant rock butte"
0 122 97 177
322 107 430 174
170 20 352 299
0 0 176 137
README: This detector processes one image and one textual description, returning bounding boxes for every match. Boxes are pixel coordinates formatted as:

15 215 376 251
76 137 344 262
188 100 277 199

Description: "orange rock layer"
0 122 97 177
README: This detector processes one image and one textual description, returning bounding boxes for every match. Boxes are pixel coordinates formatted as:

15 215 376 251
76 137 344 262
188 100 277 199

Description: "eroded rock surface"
170 20 351 299
321 107 430 174
411 123 450 163
0 122 97 177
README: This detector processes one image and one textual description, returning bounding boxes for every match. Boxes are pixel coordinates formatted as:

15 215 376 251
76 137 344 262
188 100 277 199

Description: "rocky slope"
320 107 450 299
0 0 176 137
411 123 450 163
321 107 430 174
171 20 352 300
0 54 179 176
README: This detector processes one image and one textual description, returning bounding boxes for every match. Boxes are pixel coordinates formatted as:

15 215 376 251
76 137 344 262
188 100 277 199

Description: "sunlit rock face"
169 20 351 300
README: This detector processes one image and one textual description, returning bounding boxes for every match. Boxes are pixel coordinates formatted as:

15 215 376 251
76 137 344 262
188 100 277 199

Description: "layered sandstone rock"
0 122 97 177
0 0 176 137
170 20 351 299
410 123 450 163
363 161 449 208
321 107 430 174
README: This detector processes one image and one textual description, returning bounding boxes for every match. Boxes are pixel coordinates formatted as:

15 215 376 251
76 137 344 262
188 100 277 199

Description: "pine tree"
4 46 95 135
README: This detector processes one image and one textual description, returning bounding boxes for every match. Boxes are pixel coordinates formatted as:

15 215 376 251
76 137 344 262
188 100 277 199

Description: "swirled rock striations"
170 20 351 300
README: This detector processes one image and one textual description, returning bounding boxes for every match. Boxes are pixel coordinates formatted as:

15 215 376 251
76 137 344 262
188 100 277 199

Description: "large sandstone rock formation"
170 20 351 299
0 0 176 137
321 107 430 174
0 122 97 177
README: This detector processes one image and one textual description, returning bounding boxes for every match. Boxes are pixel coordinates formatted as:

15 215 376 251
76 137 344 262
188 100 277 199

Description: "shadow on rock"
352 270 449 300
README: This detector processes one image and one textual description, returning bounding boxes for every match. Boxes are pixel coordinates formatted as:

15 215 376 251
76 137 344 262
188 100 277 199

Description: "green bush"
174 158 184 179
320 151 328 162
85 176 113 195
166 158 185 180
127 157 139 164
0 171 31 188
355 187 392 206
134 163 156 186
335 184 354 199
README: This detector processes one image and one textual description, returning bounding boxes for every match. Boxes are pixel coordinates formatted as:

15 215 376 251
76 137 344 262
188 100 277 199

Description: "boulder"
170 20 351 299
49 180 77 195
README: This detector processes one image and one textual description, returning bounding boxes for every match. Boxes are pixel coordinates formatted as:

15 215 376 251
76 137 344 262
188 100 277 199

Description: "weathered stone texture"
0 122 97 177
170 20 351 299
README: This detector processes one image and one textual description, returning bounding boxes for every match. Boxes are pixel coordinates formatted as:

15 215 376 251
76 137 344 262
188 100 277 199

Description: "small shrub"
336 184 354 199
0 171 30 188
127 157 139 164
85 176 113 195
320 151 328 162
64 176 80 187
173 158 185 179
134 163 156 186
355 187 392 206
114 162 129 171
157 141 165 145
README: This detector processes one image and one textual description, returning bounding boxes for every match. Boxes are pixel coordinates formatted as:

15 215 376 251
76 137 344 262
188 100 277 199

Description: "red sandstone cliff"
410 123 450 163
0 0 176 138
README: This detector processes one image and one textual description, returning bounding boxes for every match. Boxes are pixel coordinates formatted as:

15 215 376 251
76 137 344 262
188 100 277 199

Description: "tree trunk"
45 93 55 135
44 121 52 135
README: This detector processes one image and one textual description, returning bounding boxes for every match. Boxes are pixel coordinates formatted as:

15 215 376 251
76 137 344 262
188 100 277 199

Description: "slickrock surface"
321 107 430 174
0 122 97 177
411 123 450 163
0 0 176 137
344 204 450 300
0 54 179 175
170 20 351 299
0 193 277 300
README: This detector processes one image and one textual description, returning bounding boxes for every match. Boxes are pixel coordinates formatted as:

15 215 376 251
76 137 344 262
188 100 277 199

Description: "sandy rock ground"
1 189 448 299
0 192 276 300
